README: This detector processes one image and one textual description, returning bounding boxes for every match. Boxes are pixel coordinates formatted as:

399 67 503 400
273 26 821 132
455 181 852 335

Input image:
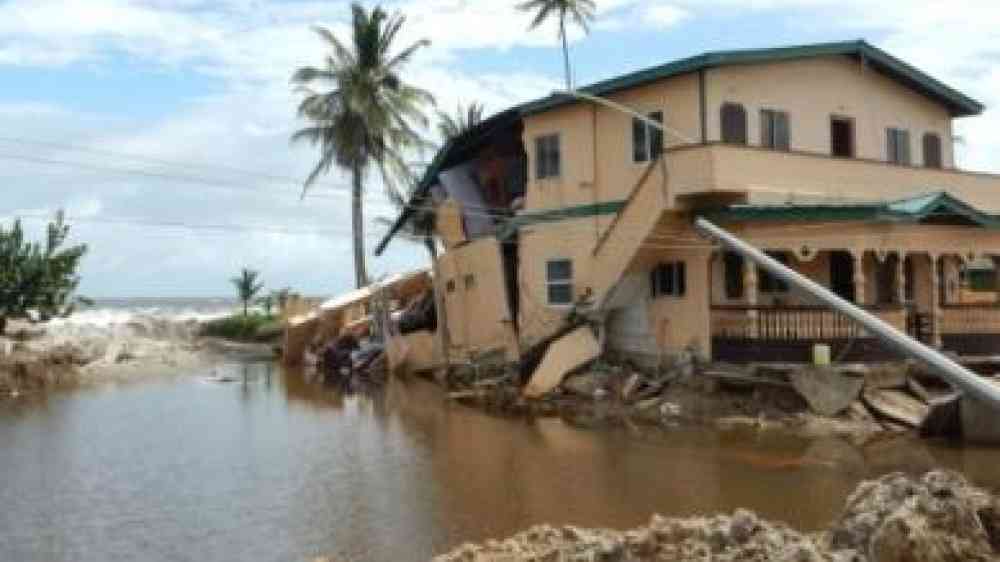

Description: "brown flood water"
1 360 999 562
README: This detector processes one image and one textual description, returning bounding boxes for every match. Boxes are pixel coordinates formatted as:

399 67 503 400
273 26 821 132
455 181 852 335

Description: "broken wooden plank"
523 326 600 399
862 388 929 428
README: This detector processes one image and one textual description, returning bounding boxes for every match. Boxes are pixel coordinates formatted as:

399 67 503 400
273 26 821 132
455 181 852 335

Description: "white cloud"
4 0 1000 297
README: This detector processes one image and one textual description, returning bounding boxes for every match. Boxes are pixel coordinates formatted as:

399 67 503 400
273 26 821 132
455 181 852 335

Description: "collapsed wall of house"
282 269 439 379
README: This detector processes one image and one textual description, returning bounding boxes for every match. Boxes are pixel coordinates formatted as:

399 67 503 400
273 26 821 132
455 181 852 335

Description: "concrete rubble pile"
444 338 968 441
434 470 1000 562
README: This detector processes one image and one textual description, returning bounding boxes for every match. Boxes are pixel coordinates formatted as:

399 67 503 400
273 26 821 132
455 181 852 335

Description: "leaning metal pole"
693 216 1000 410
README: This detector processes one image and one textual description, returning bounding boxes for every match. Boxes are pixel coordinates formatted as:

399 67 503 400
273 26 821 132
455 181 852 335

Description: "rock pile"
434 470 1000 562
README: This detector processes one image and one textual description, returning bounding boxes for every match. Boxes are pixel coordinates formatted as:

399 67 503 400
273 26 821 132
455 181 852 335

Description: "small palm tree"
292 3 435 289
517 0 596 90
231 268 264 317
257 294 275 316
436 102 485 141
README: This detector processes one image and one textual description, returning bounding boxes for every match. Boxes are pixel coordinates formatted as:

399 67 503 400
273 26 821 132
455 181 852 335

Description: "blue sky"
1 0 998 298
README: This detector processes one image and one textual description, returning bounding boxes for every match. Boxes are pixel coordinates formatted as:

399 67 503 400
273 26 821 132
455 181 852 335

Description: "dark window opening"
720 103 748 145
534 134 561 179
759 251 790 293
887 128 911 165
651 262 686 298
463 274 475 290
723 252 744 299
446 279 456 293
760 109 790 151
923 133 943 169
831 117 855 158
632 111 664 163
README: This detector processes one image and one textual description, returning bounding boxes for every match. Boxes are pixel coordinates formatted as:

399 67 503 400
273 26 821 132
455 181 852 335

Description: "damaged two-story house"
376 40 1000 368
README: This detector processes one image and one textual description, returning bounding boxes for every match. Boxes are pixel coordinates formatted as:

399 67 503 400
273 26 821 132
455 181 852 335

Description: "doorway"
830 117 855 158
829 251 855 302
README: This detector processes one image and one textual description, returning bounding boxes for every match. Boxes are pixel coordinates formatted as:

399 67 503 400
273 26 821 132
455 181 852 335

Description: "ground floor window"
545 259 574 305
651 261 686 298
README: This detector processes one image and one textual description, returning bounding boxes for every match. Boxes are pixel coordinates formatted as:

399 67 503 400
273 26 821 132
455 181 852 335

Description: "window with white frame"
651 262 686 298
534 134 561 179
632 111 664 163
760 109 790 151
545 259 574 305
886 128 911 165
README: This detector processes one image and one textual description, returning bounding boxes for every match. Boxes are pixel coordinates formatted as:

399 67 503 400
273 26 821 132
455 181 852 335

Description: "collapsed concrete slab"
863 388 929 428
523 326 600 399
789 367 865 416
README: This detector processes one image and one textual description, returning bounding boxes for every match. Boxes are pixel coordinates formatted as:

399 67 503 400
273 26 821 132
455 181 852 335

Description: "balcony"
711 305 906 363
666 143 1000 211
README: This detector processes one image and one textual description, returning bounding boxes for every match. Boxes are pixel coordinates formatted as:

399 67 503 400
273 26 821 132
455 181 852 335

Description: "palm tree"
292 3 435 289
517 0 596 90
231 268 264 317
436 102 485 141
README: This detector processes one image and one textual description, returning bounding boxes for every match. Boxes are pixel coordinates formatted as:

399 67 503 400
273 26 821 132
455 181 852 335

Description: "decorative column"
745 260 759 338
851 249 866 306
895 251 907 305
930 253 943 348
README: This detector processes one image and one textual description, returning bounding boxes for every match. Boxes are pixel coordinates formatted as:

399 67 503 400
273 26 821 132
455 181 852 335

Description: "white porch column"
744 260 759 338
895 251 907 305
851 249 866 306
930 252 943 348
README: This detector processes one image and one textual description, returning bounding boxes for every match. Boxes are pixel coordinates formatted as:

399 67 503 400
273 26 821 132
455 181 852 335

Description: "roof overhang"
520 40 983 118
374 109 522 256
703 191 1000 228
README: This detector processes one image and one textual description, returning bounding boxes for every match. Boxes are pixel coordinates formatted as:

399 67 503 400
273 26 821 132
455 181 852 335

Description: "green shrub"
199 313 282 342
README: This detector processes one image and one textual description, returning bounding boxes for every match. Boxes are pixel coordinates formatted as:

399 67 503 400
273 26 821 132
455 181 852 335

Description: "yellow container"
813 344 831 366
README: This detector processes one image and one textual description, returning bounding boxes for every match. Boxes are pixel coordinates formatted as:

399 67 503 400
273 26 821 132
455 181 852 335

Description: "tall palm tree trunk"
560 18 571 89
351 164 368 289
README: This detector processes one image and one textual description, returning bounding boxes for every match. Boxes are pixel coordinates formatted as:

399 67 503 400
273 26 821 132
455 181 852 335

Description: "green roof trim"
520 40 983 118
704 192 1000 228
496 200 627 240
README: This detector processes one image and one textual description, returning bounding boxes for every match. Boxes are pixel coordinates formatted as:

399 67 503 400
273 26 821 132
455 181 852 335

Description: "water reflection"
1 362 999 562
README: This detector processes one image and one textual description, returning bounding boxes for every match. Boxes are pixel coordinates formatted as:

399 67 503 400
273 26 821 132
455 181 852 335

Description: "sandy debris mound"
825 470 1000 562
434 471 1000 562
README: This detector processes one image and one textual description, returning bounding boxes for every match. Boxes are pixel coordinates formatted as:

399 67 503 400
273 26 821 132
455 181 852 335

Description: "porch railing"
711 305 907 340
940 303 1000 334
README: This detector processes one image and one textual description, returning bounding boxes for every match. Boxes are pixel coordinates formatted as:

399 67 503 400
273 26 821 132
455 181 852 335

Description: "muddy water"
2 362 999 562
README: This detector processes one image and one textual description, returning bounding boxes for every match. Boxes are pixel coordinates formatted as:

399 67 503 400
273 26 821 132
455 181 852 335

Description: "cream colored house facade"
377 40 1000 365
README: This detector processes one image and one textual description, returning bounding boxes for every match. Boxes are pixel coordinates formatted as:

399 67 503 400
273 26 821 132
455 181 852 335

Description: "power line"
0 152 358 201
0 135 353 193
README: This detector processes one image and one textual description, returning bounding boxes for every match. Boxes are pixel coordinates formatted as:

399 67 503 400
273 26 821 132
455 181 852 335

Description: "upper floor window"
534 134 561 179
923 133 943 169
720 103 748 145
886 128 911 165
651 261 686 298
632 111 664 163
760 109 790 151
830 117 855 158
545 259 573 305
